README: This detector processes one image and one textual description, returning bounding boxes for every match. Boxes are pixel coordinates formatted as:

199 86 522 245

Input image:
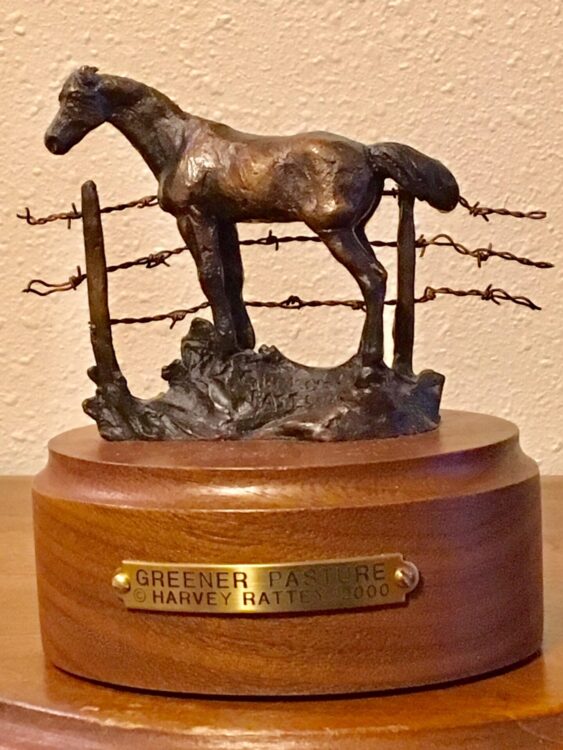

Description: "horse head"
45 66 108 155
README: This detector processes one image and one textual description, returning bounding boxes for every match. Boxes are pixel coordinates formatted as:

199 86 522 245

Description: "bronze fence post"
81 180 125 387
393 190 416 376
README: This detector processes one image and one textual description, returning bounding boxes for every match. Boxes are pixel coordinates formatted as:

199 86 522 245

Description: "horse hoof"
355 363 388 388
213 328 239 356
237 329 256 351
393 364 416 382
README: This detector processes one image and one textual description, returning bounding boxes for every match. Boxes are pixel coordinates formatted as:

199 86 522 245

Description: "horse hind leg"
316 227 387 368
217 221 256 351
357 199 416 378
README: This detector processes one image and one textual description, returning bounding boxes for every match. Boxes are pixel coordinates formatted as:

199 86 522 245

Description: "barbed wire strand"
108 285 541 329
17 191 546 228
458 196 546 222
22 231 553 297
16 191 394 227
16 195 159 229
23 244 188 296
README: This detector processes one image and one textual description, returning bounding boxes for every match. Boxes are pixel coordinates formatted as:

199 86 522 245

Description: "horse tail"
367 142 459 212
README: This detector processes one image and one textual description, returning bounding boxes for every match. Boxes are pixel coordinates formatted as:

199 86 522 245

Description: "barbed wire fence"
19 190 550 328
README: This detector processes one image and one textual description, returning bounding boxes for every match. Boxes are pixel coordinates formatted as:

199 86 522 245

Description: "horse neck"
105 77 190 179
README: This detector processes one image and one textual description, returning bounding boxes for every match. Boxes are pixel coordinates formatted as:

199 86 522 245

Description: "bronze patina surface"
43 66 460 440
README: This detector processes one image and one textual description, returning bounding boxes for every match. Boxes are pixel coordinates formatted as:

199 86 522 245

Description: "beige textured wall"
0 0 561 474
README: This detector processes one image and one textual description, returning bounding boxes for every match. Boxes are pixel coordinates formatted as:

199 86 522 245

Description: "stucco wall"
0 0 561 474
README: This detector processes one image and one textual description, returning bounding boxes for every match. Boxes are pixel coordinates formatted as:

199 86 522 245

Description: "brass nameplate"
112 555 419 615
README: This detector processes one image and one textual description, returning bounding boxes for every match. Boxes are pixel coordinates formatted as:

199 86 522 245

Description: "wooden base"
32 410 543 696
4 477 563 748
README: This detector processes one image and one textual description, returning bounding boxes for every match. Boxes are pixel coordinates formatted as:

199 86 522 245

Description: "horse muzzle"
44 132 70 155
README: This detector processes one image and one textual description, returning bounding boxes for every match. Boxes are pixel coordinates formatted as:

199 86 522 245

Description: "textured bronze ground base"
32 410 542 696
84 318 444 441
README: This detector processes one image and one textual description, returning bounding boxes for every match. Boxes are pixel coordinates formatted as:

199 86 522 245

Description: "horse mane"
105 73 184 115
66 67 184 117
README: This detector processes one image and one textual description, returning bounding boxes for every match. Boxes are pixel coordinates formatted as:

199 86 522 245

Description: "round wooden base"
32 410 543 696
5 477 562 749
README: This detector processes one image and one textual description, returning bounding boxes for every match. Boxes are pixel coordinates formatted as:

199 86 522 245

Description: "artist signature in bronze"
45 66 459 373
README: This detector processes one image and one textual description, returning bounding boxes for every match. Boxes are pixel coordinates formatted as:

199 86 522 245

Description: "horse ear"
78 65 100 89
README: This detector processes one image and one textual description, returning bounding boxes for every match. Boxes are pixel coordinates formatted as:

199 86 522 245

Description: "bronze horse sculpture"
45 66 459 375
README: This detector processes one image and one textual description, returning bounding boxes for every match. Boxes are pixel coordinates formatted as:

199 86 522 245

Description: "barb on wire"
108 285 540 328
458 196 546 222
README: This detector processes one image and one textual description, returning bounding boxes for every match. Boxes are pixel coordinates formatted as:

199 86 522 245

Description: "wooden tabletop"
1 475 562 749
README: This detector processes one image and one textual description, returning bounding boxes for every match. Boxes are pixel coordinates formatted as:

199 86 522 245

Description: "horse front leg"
217 221 256 351
177 211 238 354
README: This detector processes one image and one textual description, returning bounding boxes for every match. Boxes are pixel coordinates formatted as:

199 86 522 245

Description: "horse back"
169 120 377 226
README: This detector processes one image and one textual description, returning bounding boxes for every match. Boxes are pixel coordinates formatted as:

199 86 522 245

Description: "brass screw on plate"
111 571 131 595
394 563 419 590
